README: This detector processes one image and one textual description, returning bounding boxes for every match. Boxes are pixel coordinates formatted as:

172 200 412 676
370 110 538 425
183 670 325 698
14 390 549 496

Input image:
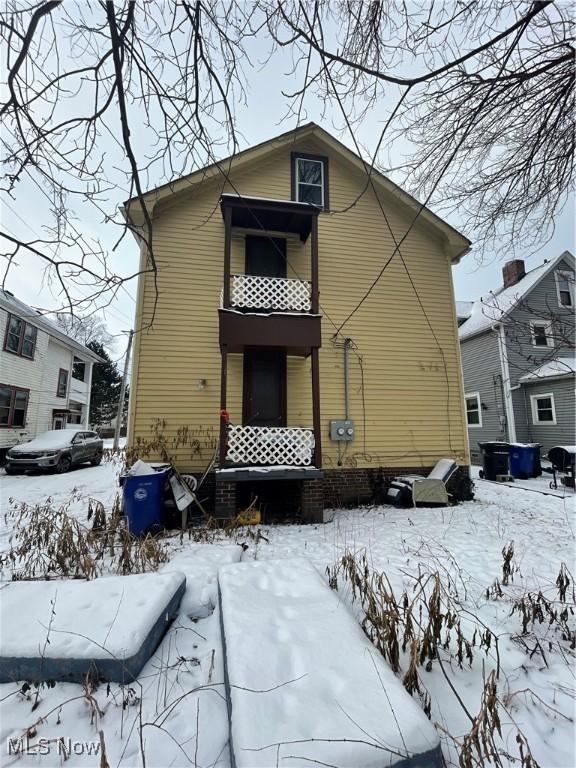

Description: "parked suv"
5 429 103 474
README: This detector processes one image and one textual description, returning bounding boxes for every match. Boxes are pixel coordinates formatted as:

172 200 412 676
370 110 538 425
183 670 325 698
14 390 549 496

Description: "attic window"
291 153 329 209
555 270 574 307
3 314 37 360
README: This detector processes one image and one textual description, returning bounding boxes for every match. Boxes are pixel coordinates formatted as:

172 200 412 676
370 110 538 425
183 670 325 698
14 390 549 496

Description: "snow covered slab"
218 558 441 768
0 571 186 684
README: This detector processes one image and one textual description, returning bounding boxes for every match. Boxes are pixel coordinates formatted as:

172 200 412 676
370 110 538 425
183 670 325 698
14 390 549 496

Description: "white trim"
529 320 553 348
555 269 575 308
84 361 94 429
496 325 517 442
296 157 324 207
464 392 482 428
530 392 557 425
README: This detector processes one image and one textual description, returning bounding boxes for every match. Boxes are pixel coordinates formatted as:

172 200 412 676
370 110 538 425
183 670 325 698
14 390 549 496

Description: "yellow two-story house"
124 123 471 521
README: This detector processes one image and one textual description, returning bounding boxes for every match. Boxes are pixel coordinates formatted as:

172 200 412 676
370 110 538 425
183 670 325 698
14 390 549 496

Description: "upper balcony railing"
230 274 312 313
226 425 315 466
70 376 88 404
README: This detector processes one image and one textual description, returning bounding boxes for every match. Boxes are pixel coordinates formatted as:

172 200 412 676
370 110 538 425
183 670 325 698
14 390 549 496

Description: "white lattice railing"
226 425 315 466
230 274 312 312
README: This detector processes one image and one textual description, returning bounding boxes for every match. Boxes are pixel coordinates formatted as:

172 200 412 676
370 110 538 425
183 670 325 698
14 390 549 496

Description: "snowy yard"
0 458 574 767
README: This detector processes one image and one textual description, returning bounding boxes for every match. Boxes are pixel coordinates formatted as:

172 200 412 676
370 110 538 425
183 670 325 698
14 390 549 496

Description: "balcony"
218 193 322 471
230 274 312 313
226 425 315 467
69 376 88 404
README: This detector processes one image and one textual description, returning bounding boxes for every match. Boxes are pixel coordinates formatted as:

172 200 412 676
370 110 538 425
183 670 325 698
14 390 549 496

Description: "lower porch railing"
226 425 315 466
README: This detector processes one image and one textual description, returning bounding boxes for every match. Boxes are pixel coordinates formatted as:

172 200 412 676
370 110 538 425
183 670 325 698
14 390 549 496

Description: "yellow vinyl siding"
129 138 469 470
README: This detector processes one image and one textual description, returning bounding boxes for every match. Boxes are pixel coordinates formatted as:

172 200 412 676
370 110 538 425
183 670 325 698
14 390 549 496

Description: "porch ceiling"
220 194 319 241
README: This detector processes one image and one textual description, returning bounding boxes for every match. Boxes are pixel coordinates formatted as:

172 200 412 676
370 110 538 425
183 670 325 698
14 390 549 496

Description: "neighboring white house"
0 290 103 455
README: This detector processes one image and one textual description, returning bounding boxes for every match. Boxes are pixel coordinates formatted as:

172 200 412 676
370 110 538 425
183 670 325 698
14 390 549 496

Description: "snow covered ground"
0 458 574 767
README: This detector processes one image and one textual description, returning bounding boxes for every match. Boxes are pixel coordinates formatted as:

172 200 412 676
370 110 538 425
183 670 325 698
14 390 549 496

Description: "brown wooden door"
245 236 286 278
243 350 286 427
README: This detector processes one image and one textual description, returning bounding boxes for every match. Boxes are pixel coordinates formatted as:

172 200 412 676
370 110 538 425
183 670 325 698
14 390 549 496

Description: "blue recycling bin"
509 444 541 479
122 469 170 536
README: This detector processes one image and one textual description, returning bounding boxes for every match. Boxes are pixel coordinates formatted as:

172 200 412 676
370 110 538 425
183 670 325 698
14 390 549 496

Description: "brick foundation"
301 478 324 523
207 464 473 521
215 479 236 518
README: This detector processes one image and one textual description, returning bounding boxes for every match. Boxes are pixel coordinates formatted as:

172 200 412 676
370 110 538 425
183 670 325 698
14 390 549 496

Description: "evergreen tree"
88 341 128 427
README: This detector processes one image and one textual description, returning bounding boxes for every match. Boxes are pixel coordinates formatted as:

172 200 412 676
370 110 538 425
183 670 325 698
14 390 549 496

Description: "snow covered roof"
0 290 103 362
519 357 575 383
455 301 473 321
459 251 574 342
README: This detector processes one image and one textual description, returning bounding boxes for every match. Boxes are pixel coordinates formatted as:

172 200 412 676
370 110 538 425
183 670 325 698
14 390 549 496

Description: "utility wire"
300 2 539 451
324 3 542 336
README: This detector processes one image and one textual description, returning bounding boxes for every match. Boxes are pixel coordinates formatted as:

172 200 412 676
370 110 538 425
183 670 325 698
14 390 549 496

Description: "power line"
322 7 536 335
298 3 537 451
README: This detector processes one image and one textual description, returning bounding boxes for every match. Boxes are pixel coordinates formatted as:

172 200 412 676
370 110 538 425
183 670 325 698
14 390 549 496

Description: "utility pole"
113 329 133 451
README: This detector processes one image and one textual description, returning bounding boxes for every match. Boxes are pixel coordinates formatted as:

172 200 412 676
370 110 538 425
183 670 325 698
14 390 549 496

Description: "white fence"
230 274 312 312
226 425 315 466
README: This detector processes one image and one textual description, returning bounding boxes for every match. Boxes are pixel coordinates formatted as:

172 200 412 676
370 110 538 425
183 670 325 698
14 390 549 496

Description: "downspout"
343 338 351 420
496 325 517 442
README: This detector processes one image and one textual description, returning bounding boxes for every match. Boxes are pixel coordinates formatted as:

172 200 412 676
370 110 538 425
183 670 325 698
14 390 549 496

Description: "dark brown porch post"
219 345 228 468
223 204 232 309
310 215 319 314
311 347 321 468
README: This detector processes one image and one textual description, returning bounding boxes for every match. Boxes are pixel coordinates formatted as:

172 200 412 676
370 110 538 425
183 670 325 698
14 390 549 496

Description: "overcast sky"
2 7 574 359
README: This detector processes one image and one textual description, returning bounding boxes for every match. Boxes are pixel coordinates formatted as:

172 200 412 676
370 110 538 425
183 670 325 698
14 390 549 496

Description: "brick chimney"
502 259 526 289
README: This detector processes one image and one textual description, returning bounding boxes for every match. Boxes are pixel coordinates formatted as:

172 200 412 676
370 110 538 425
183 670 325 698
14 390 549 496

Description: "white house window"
530 393 557 425
292 154 328 208
555 270 574 307
465 392 482 427
530 321 553 347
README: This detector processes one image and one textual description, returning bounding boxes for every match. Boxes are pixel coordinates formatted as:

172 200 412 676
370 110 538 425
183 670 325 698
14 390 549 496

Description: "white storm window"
555 271 574 308
465 392 482 427
530 321 553 347
530 393 557 425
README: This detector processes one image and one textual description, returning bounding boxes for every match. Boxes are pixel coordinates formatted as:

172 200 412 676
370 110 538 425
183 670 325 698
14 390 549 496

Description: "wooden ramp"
218 558 442 768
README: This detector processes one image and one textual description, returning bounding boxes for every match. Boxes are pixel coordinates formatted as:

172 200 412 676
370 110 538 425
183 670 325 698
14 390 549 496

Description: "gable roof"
122 122 470 263
0 290 104 363
459 251 575 342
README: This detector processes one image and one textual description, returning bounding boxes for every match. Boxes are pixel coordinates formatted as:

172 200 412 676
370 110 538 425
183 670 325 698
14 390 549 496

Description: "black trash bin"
478 442 510 481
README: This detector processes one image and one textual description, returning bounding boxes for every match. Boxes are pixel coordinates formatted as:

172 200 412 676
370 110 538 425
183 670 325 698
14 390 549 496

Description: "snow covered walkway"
219 558 441 768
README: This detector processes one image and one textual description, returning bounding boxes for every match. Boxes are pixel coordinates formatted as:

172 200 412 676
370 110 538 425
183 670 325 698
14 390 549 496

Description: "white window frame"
465 392 482 428
295 157 324 207
530 392 557 426
555 270 575 308
530 320 553 348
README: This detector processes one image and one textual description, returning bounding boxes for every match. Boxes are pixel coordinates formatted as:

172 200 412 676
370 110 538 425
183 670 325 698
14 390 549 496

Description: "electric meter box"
329 420 355 442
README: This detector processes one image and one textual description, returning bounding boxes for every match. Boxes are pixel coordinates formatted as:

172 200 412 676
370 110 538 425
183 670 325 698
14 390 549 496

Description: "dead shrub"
510 562 575 651
125 419 217 469
501 541 516 585
0 495 169 580
458 671 540 768
326 550 498 684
